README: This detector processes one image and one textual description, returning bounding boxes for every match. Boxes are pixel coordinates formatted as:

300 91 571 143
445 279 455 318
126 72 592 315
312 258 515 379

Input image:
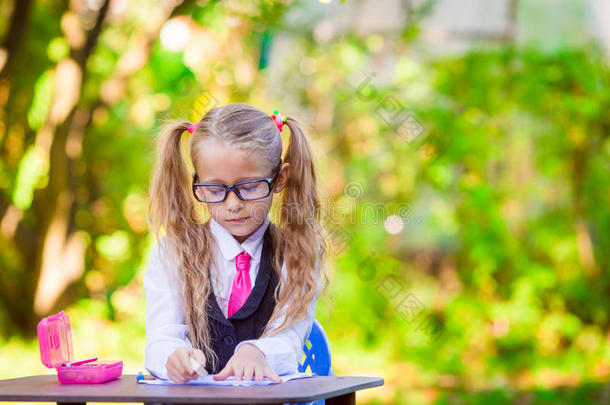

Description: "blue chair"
292 319 334 405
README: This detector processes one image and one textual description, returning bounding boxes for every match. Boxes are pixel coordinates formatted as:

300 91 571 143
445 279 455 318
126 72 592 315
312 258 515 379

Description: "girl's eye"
207 186 224 194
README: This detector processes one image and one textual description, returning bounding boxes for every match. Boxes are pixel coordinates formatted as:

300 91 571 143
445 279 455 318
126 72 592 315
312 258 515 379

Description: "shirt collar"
210 215 271 261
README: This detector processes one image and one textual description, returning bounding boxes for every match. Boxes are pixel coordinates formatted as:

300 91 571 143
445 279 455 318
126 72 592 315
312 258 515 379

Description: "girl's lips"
227 217 249 223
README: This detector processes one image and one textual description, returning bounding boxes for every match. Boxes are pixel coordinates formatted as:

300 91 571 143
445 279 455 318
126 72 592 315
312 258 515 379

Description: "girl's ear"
274 162 290 193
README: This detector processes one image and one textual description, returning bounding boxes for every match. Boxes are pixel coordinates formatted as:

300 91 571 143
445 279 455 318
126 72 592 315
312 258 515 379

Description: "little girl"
144 103 328 383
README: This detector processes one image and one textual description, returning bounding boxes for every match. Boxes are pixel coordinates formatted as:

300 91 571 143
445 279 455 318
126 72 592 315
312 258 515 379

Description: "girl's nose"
224 188 244 208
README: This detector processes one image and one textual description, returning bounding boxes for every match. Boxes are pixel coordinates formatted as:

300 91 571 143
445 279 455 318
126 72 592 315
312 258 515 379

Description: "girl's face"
194 138 289 244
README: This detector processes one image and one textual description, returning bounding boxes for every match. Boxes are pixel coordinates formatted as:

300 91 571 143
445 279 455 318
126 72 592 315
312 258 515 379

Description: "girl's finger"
168 371 185 383
213 364 233 381
169 353 187 376
233 364 244 381
178 351 194 375
243 365 254 381
263 365 282 383
167 358 182 378
173 361 188 379
190 348 206 367
254 365 264 381
170 366 186 383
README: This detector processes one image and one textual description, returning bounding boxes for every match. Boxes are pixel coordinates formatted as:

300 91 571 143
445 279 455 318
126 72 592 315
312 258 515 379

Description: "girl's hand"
213 343 282 382
166 347 206 383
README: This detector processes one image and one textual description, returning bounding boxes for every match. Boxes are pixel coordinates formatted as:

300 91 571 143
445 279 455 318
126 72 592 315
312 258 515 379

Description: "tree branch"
0 0 34 78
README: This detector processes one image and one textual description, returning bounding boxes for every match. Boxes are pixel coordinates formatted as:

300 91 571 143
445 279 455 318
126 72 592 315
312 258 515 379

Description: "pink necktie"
227 250 252 318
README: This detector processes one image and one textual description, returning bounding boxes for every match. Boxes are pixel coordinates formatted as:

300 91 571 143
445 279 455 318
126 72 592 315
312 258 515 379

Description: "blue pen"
136 371 155 382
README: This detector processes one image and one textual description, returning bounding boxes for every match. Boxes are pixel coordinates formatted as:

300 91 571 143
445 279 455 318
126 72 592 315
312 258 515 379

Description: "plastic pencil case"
37 310 123 384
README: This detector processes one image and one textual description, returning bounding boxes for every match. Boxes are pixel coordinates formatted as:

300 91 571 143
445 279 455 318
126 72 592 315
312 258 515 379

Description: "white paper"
138 372 315 386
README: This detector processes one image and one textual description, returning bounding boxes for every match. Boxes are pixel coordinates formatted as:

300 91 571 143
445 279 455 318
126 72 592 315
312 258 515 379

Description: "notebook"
137 371 315 386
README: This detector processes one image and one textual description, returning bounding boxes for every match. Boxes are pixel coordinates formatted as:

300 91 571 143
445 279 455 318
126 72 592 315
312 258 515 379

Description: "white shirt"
144 214 321 380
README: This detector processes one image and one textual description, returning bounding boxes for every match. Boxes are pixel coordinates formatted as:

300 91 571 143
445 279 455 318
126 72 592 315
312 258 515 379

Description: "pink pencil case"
37 310 123 384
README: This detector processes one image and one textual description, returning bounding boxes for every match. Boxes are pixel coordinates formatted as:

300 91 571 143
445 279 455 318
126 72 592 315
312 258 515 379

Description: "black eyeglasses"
192 167 281 203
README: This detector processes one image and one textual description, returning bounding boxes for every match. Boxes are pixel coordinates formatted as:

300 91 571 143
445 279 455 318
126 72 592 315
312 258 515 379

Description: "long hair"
147 103 329 370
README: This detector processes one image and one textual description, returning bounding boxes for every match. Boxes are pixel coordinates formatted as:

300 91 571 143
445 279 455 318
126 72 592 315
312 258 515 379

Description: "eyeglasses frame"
192 165 282 203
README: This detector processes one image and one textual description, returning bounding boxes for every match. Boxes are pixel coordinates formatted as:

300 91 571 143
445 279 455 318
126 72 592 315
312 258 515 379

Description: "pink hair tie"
270 109 287 132
187 122 199 134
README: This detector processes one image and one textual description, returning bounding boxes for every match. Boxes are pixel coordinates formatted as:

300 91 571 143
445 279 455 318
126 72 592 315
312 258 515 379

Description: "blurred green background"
1 0 609 404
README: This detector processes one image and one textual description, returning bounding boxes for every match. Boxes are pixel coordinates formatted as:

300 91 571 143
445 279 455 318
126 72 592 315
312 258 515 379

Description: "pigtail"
263 116 330 337
147 121 193 241
147 120 220 373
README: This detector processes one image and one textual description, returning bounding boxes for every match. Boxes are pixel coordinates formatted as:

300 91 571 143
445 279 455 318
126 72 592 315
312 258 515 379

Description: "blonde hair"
147 103 329 371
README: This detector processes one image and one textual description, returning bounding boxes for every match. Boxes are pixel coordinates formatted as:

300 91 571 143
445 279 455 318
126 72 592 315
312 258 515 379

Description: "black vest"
205 223 279 374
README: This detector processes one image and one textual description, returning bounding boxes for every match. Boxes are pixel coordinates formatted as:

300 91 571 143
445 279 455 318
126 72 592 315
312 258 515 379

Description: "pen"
136 371 156 382
189 356 208 378
63 357 98 367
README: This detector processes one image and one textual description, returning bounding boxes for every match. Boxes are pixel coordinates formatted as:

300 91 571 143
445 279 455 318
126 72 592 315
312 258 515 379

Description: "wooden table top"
0 374 384 404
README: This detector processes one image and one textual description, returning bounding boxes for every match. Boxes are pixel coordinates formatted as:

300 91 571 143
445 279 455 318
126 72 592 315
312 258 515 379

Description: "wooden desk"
0 374 384 405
